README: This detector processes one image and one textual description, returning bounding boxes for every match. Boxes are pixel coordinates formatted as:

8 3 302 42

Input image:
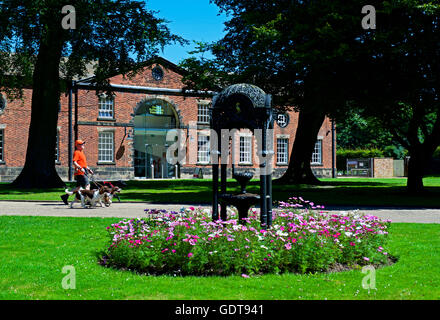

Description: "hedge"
336 148 384 171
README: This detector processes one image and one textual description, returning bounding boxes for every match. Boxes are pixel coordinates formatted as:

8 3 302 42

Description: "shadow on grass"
1 178 440 208
121 179 440 208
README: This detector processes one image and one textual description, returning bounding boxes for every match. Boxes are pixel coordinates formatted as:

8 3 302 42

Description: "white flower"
276 230 288 237
260 245 268 250
345 232 353 237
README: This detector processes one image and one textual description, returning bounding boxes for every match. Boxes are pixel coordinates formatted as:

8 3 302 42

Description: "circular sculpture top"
212 83 268 109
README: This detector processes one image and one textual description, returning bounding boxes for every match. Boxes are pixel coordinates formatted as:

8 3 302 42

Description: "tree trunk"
275 109 326 185
406 145 435 193
12 23 65 188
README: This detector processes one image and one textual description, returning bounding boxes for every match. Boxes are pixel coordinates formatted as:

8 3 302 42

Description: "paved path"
1 201 440 223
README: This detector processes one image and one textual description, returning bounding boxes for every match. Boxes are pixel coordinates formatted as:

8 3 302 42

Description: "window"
0 129 4 162
197 104 210 124
98 131 114 162
239 136 252 164
98 96 114 119
311 139 322 164
152 66 164 81
197 133 210 164
277 138 288 164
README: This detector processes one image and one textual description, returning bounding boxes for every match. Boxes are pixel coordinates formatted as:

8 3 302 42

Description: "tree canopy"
181 0 440 191
0 0 185 188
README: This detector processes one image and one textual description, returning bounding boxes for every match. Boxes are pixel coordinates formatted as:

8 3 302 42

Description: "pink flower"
241 274 250 278
188 252 193 258
363 257 370 261
189 207 195 211
285 243 292 250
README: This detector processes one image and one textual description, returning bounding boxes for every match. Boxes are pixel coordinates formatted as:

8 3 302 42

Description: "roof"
75 56 187 84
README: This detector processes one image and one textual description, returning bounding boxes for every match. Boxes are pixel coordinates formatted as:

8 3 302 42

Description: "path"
1 201 440 223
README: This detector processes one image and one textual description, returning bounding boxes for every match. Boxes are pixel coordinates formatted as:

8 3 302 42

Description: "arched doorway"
133 98 179 178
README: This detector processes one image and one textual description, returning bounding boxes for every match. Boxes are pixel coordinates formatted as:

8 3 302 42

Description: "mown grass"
1 177 440 207
0 216 439 300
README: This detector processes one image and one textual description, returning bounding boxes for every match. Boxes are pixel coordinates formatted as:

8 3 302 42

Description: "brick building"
0 57 334 181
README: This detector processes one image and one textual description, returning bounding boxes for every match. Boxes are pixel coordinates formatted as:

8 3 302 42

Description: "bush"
101 198 392 277
336 148 384 171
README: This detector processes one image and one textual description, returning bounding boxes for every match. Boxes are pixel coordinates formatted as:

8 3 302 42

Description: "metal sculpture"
210 84 274 228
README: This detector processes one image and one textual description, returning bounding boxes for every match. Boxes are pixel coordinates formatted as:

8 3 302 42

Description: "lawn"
0 215 439 300
1 176 440 207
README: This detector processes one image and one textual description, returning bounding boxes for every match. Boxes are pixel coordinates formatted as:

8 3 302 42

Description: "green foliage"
336 148 384 171
0 0 186 95
336 108 408 158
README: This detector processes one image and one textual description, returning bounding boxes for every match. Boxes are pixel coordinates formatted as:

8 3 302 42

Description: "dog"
65 186 111 208
102 186 122 207
90 180 125 203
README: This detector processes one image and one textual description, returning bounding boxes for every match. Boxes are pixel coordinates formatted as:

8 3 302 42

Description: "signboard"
346 158 372 177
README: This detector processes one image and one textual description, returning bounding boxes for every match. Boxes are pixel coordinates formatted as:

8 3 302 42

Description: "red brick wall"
0 89 32 167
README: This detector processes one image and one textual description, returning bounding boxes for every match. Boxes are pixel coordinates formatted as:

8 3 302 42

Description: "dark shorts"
74 174 89 188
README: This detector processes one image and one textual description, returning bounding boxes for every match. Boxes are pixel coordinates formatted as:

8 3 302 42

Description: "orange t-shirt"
73 150 87 176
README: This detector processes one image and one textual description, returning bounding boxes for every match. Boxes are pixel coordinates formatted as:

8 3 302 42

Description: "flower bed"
100 198 392 276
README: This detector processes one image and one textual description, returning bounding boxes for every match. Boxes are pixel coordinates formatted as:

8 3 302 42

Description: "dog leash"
86 172 102 188
87 172 120 202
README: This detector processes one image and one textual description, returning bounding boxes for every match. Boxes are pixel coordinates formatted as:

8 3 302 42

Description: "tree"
0 0 184 188
180 0 367 184
352 1 440 192
182 0 439 192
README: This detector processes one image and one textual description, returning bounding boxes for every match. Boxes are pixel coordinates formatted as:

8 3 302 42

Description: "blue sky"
146 0 228 65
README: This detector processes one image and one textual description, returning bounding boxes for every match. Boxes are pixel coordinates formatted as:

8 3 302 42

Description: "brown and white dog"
65 186 111 208
103 186 122 207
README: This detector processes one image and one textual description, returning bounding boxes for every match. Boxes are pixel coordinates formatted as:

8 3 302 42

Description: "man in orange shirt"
61 139 94 205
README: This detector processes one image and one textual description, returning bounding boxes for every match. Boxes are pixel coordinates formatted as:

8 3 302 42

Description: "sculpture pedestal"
219 193 260 224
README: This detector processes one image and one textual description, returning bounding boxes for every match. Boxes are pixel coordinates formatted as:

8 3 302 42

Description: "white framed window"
277 138 288 164
98 131 114 163
0 128 4 162
311 139 322 164
197 104 210 124
197 133 210 164
98 96 114 119
239 136 252 164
